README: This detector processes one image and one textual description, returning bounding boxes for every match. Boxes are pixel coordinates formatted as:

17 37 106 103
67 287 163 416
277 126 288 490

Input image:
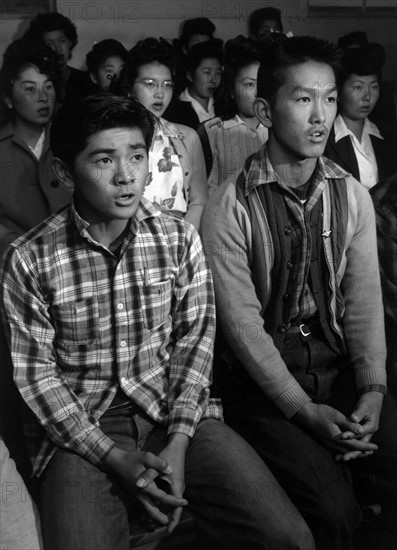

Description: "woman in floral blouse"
113 38 208 229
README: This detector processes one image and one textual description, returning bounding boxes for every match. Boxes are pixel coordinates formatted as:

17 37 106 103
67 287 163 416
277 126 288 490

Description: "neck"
267 136 317 188
341 114 365 142
60 64 71 81
13 116 44 146
238 113 259 130
187 86 209 111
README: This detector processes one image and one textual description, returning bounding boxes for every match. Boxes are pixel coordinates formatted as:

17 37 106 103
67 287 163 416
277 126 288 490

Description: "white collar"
334 114 383 143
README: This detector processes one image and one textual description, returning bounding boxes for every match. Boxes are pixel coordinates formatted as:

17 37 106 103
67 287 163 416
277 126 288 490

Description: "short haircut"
339 43 385 86
50 94 155 167
25 12 78 50
337 31 368 50
185 39 224 74
0 38 60 122
180 18 215 46
112 38 176 97
86 39 128 73
248 7 283 37
257 36 342 105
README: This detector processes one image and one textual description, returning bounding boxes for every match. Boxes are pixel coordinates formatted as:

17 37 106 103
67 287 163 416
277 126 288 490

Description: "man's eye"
24 86 36 93
327 95 338 103
97 157 112 165
298 96 310 103
353 86 362 91
132 154 144 162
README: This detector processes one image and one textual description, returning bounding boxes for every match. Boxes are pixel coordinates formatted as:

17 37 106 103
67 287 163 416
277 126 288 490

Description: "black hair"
248 7 283 38
0 38 60 123
185 38 224 75
24 12 78 50
257 36 342 105
218 35 265 119
180 18 216 48
50 94 155 167
112 38 176 97
86 39 128 73
337 31 368 50
339 43 385 87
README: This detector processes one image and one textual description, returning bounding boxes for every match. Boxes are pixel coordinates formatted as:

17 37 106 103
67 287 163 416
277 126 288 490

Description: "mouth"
308 128 327 142
115 193 135 205
152 103 164 110
37 108 50 116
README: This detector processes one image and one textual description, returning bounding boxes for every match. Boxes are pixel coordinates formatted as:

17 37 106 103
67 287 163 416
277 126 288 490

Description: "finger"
339 430 358 440
167 505 183 534
143 452 173 476
139 495 170 526
336 417 364 435
141 483 188 508
334 438 378 453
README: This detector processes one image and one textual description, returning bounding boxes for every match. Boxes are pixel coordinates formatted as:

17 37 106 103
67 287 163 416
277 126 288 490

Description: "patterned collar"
243 146 349 196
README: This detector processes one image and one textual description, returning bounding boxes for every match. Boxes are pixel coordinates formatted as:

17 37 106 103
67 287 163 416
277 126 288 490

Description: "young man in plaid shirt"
0 94 313 550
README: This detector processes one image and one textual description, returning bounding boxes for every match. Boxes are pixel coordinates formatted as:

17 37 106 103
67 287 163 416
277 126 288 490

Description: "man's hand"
103 446 188 526
136 433 190 534
293 402 378 460
335 391 384 462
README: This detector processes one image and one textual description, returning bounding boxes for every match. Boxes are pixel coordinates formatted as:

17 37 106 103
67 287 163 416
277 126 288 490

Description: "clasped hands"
293 391 384 462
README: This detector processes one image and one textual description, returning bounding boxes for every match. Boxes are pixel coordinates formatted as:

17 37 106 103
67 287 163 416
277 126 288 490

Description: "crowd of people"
0 6 397 550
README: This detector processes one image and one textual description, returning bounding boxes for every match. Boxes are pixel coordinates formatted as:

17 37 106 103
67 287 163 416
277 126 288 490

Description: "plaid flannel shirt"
0 198 221 476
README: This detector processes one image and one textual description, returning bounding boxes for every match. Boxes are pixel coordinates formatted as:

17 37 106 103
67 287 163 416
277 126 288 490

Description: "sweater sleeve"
201 182 312 418
341 178 387 389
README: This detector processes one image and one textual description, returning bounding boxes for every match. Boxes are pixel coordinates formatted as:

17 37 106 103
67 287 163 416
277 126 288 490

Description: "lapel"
326 126 360 181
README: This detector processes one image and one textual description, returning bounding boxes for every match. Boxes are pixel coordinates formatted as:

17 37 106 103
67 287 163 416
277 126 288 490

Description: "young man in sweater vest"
201 36 396 550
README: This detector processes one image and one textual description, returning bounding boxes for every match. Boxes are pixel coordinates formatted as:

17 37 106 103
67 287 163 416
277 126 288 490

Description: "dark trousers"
222 331 397 550
37 408 314 550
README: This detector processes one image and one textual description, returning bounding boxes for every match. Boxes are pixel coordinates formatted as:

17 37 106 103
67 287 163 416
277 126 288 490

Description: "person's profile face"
72 126 148 225
190 57 222 100
91 55 125 91
6 65 56 126
233 62 260 119
339 73 379 122
43 30 72 67
267 61 338 163
131 62 174 118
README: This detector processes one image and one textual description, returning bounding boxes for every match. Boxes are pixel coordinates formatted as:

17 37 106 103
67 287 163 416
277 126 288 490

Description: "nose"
362 86 371 102
310 100 326 124
37 86 49 103
116 161 135 184
154 84 164 98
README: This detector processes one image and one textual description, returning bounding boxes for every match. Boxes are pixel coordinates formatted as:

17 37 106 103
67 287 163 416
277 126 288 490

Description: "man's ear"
254 97 272 128
51 157 75 190
186 70 193 83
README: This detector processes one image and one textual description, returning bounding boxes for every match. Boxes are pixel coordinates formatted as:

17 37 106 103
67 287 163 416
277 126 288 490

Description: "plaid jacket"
0 198 221 476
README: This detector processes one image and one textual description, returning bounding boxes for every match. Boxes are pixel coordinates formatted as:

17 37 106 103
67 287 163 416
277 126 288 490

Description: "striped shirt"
0 197 221 476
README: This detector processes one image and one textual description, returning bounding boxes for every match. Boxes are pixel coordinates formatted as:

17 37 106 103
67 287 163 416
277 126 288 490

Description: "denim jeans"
223 331 397 550
37 407 314 550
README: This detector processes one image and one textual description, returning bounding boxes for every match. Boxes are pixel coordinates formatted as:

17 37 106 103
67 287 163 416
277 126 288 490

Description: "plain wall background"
0 0 396 81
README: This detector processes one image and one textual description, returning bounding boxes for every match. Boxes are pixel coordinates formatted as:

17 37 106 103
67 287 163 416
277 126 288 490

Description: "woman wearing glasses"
113 38 207 229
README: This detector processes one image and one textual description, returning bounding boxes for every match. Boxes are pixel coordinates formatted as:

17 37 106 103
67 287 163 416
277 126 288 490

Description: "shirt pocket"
139 276 173 331
51 296 99 345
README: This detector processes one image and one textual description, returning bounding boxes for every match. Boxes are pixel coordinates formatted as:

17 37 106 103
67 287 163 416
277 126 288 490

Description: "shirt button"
121 377 126 383
287 261 293 269
185 172 189 176
283 293 289 302
117 303 124 310
120 340 127 348
284 226 292 235
50 179 59 188
251 131 257 138
278 324 288 334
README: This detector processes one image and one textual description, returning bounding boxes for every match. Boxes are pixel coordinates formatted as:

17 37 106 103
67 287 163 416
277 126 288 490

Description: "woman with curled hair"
113 38 207 229
0 38 73 254
197 36 268 194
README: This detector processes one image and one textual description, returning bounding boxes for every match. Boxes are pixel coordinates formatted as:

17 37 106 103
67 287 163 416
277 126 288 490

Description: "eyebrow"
351 78 378 83
88 143 147 156
295 85 338 94
20 79 52 85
